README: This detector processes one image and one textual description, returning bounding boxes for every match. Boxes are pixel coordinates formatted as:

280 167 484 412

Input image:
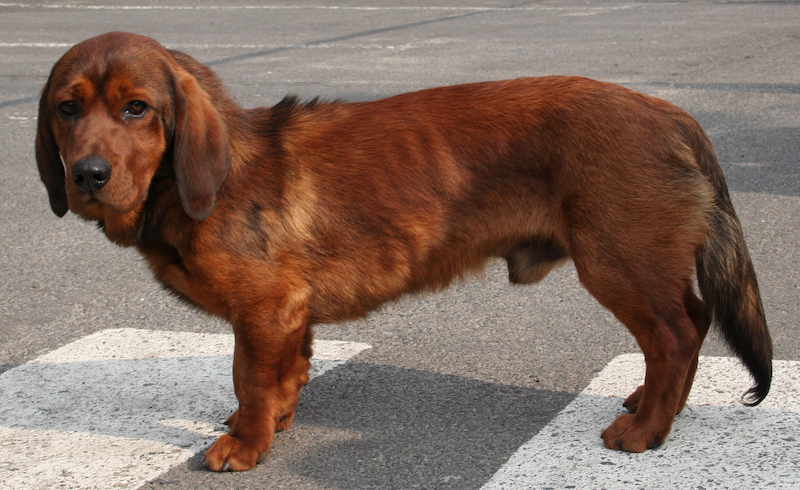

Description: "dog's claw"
221 462 230 472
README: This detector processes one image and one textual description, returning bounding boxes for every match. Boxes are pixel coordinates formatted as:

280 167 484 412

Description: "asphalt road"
1 1 799 489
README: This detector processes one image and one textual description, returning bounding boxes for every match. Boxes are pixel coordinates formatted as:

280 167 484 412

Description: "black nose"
72 157 112 191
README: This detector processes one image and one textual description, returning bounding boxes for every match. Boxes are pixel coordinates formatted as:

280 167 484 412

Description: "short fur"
36 32 772 471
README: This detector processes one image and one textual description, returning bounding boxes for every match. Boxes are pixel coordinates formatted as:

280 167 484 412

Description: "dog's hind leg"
621 287 711 416
569 238 703 452
676 289 712 412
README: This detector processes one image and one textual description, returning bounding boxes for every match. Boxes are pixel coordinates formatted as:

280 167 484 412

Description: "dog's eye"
123 100 148 119
58 101 79 119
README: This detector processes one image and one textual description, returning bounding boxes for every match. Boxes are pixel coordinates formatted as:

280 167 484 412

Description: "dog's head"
36 31 230 235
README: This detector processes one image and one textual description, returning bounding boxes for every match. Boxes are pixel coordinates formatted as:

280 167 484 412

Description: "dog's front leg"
205 305 313 472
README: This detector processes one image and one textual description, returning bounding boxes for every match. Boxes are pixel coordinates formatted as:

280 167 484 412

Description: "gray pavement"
1 1 798 489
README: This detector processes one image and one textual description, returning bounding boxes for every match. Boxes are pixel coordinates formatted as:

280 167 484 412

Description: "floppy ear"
172 68 230 221
35 80 69 217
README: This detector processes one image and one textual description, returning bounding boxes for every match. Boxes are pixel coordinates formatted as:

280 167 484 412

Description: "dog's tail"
690 125 773 406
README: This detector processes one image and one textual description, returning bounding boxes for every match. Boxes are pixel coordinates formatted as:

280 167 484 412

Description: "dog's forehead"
52 32 171 95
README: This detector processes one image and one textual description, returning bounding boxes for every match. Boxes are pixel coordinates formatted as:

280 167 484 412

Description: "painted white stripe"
482 354 800 489
0 40 452 51
0 42 73 48
0 3 637 13
0 328 370 490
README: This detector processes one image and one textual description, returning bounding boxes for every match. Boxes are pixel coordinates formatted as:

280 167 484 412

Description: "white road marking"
0 3 637 12
0 40 454 51
0 328 370 490
0 42 73 48
482 354 800 489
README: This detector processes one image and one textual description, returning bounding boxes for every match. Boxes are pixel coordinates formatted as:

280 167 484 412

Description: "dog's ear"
35 80 69 217
171 67 230 221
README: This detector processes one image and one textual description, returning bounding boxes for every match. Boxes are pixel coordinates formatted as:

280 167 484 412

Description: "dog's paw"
224 410 239 428
275 410 295 433
204 434 268 472
622 385 645 413
601 413 665 453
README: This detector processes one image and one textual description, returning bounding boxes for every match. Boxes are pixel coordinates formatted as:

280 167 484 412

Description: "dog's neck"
113 101 285 251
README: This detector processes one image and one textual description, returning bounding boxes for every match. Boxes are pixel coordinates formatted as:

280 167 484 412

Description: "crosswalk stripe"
0 328 370 489
482 354 800 489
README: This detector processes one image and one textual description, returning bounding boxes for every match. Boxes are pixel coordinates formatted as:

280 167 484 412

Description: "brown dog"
36 32 772 471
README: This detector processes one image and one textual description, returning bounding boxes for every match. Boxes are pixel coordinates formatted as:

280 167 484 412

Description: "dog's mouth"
81 192 99 202
68 185 146 221
70 186 99 203
66 190 103 219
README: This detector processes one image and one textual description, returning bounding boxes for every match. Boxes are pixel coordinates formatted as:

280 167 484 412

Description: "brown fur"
36 32 772 471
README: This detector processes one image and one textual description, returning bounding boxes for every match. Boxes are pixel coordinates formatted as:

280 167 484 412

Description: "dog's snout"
72 157 111 191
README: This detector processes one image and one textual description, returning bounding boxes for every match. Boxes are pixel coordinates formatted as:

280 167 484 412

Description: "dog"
36 32 772 471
